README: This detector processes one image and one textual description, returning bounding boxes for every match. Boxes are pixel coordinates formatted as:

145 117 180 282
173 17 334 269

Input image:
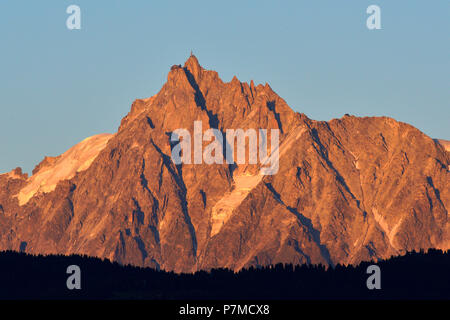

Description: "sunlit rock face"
0 56 448 272
16 133 114 206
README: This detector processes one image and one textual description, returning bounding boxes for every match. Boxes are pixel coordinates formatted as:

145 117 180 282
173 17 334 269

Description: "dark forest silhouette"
0 249 448 300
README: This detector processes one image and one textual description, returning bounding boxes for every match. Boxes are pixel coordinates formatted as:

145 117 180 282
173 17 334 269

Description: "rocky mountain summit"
0 55 448 272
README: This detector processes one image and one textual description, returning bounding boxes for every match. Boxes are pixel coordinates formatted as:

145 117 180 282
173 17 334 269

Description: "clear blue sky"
0 0 449 174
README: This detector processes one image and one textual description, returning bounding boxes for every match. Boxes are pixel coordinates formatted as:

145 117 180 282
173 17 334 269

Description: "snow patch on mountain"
210 126 307 236
16 133 113 206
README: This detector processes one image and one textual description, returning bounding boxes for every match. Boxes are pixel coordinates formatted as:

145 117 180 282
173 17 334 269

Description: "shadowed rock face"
0 56 448 272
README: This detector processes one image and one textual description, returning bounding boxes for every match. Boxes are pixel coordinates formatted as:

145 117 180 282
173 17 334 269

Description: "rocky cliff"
0 55 448 272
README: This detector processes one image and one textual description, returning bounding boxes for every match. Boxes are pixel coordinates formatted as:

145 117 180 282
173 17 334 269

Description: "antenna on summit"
190 50 194 57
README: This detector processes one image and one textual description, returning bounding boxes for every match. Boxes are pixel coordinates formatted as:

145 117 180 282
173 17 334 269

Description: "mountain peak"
0 56 448 273
183 54 202 79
